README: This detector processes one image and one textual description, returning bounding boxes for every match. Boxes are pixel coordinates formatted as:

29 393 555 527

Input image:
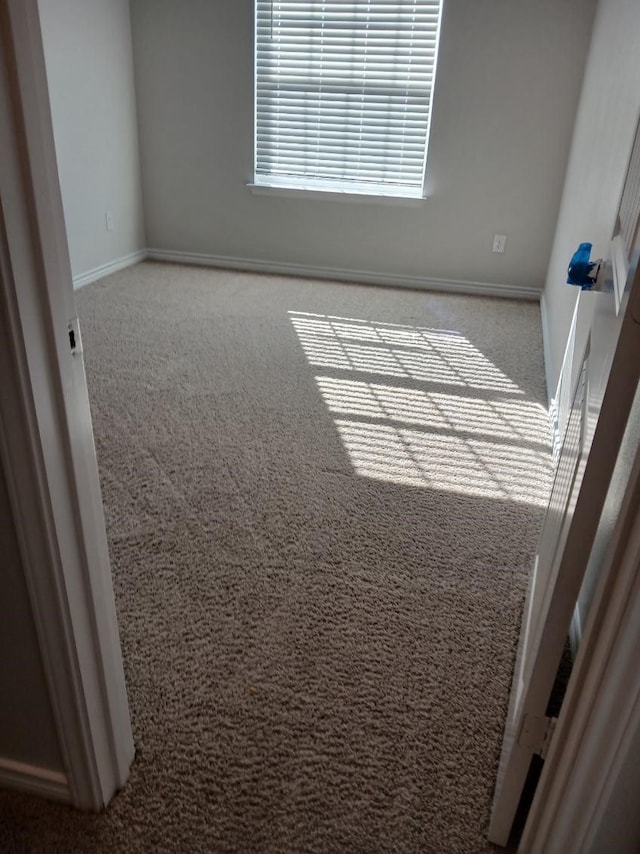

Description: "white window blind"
254 1 443 198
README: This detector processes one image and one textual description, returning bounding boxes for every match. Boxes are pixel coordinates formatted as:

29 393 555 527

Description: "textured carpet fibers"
0 263 552 852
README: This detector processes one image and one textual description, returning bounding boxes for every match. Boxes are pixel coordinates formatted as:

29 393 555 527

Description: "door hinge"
68 316 83 356
518 713 557 760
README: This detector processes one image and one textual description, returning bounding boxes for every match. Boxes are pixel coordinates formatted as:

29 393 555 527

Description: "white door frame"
0 0 133 809
490 256 640 846
520 414 640 851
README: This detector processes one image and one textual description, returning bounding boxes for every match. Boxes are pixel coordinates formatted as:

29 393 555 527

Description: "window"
254 1 443 199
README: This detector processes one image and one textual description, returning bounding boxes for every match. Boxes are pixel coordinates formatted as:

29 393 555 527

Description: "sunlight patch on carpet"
290 311 524 393
290 310 551 505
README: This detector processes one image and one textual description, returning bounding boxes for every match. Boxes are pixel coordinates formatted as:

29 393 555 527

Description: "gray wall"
39 0 145 282
542 0 640 396
131 0 593 293
0 461 63 771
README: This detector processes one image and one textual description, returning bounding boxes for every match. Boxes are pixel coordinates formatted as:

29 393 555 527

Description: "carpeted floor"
0 262 552 852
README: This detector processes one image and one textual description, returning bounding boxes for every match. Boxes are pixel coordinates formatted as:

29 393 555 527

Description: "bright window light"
254 1 444 198
289 311 553 506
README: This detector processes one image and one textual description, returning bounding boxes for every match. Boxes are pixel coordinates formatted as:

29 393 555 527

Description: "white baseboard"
73 249 148 289
71 247 544 301
0 757 70 803
540 291 557 408
540 290 561 456
146 248 542 301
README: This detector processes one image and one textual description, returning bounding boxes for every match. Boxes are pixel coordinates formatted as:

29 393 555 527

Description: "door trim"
520 431 640 851
490 219 640 847
0 0 133 808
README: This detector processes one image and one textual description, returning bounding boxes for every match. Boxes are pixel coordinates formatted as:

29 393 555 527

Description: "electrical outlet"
105 211 114 232
492 234 507 254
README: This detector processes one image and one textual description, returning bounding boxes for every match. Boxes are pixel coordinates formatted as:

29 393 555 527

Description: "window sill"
247 182 427 206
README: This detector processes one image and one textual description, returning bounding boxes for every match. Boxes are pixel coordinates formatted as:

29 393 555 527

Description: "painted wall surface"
542 0 640 395
130 0 593 293
0 462 63 771
39 0 145 281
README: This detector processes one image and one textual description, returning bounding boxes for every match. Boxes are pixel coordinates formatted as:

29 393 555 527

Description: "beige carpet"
0 262 552 852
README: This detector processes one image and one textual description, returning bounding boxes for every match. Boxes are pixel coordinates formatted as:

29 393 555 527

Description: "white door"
0 0 134 806
489 122 640 846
